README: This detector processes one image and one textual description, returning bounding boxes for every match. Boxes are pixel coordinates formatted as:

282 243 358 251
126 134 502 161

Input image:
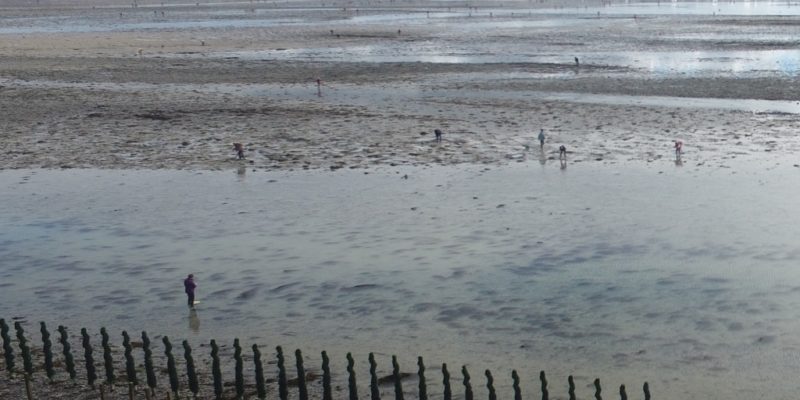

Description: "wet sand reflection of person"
189 308 200 333
236 166 246 180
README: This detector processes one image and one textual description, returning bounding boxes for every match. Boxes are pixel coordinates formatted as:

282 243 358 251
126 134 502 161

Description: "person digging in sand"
434 129 443 143
559 145 567 160
233 142 245 160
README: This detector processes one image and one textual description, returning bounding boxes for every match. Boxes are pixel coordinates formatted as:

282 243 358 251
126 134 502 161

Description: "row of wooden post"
1 318 651 400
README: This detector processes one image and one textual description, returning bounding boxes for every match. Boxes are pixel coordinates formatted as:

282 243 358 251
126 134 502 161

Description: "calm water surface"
2 161 800 399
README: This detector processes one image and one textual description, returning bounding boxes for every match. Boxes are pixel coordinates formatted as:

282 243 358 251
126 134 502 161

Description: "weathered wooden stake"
277 345 288 400
619 384 627 400
210 340 223 400
81 328 97 388
183 340 199 399
485 370 496 400
539 371 548 400
462 366 473 400
253 345 267 400
57 325 76 381
234 339 244 400
123 331 138 386
346 352 358 400
142 332 157 395
417 357 427 400
368 353 380 400
40 322 56 382
162 336 179 398
0 319 15 376
321 351 332 400
100 328 115 389
594 378 602 400
643 382 650 400
511 370 521 400
296 349 309 400
391 355 404 400
564 375 573 400
441 364 452 400
128 382 135 400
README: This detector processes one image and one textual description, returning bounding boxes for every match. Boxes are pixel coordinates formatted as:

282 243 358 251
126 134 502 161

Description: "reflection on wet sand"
189 308 200 333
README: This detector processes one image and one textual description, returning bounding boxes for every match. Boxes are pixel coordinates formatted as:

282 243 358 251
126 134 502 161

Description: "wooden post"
643 382 650 400
276 346 288 400
391 355 404 400
441 364 451 400
619 384 627 400
210 340 223 400
0 319 16 376
129 382 135 400
594 378 602 400
568 376 576 400
369 353 380 400
24 374 33 400
142 332 158 396
539 371 548 400
511 370 521 400
253 345 267 400
321 351 332 400
484 370 496 400
461 366 473 400
346 352 358 400
296 349 308 400
417 357 427 400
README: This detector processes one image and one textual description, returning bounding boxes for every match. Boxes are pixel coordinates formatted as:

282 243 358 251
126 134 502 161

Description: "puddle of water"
8 77 799 115
540 1 800 16
2 161 800 399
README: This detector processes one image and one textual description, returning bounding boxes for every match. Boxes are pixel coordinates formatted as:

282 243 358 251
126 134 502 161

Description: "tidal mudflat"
3 0 800 398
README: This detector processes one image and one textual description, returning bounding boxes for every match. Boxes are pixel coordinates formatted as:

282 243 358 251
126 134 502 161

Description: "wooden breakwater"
0 318 651 400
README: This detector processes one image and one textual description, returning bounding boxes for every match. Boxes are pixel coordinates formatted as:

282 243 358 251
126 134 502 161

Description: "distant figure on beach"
434 129 443 143
184 274 196 307
574 57 579 67
538 129 546 149
674 140 683 157
233 142 245 159
559 145 567 160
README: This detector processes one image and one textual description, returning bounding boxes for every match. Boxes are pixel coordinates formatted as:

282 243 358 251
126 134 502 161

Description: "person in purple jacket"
184 274 196 307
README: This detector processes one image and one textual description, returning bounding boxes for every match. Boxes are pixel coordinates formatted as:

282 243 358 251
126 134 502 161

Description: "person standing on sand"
434 129 443 143
674 140 683 157
559 145 567 160
538 129 546 149
184 274 196 307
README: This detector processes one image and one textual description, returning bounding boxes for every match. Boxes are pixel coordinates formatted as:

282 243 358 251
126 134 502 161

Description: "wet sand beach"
3 1 800 399
2 0 800 170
